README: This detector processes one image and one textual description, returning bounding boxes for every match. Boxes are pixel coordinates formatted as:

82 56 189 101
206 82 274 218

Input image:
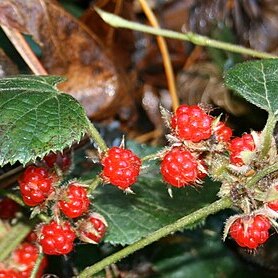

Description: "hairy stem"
86 121 108 152
96 9 276 59
79 197 232 277
30 252 44 278
246 162 278 188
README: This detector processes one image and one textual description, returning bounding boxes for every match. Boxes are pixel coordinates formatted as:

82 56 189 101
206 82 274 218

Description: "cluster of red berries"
0 240 47 278
160 105 232 188
17 152 107 255
160 104 278 250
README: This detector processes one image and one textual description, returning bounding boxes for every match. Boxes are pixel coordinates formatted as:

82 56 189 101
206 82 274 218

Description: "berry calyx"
229 215 271 249
101 146 141 190
214 122 232 142
0 198 19 219
38 221 76 255
229 134 255 165
58 183 89 218
171 105 213 142
12 243 47 278
18 166 55 206
77 213 107 244
161 147 199 187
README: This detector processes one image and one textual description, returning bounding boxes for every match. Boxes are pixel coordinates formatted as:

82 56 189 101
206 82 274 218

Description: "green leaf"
0 75 89 166
94 172 219 245
224 59 278 115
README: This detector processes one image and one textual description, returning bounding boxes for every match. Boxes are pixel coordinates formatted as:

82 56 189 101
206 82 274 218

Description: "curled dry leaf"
0 0 136 120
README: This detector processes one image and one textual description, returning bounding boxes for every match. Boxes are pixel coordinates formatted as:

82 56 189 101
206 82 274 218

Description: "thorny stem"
246 162 278 188
86 121 108 152
79 197 232 277
138 0 179 111
96 9 277 59
260 113 277 159
30 252 44 278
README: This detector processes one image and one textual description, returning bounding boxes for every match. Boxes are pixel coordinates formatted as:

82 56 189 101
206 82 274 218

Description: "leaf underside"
224 59 278 115
0 76 89 166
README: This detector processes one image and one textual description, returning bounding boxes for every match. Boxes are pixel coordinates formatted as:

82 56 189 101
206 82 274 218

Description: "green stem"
30 252 44 278
260 113 277 158
0 221 31 261
96 9 276 59
79 197 232 277
88 176 102 193
86 121 108 152
246 162 278 188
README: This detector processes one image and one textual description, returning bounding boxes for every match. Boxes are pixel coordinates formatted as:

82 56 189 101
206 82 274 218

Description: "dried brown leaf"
0 0 136 120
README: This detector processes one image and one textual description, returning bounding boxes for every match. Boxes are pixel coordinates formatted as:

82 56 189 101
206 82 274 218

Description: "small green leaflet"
0 76 89 166
224 59 278 115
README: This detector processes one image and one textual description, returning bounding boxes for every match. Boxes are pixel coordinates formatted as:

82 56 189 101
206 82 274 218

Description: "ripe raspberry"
58 183 89 218
0 198 19 219
12 243 47 278
18 166 55 206
161 147 198 187
214 122 232 142
38 221 76 255
229 215 271 249
44 151 71 171
77 213 108 244
101 147 141 190
0 269 20 278
171 105 213 142
229 134 255 165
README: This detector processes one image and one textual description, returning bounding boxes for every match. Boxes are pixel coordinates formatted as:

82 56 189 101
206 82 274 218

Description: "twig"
138 0 179 111
1 25 48 75
95 9 276 59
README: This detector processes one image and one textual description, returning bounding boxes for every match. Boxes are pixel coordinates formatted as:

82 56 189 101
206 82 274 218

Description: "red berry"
77 213 107 244
161 147 198 187
214 122 232 142
38 221 76 255
101 147 141 190
229 134 255 165
268 200 278 211
0 198 19 219
171 105 213 142
44 151 71 171
18 166 55 206
12 243 47 278
0 269 21 278
58 183 89 218
229 215 271 249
